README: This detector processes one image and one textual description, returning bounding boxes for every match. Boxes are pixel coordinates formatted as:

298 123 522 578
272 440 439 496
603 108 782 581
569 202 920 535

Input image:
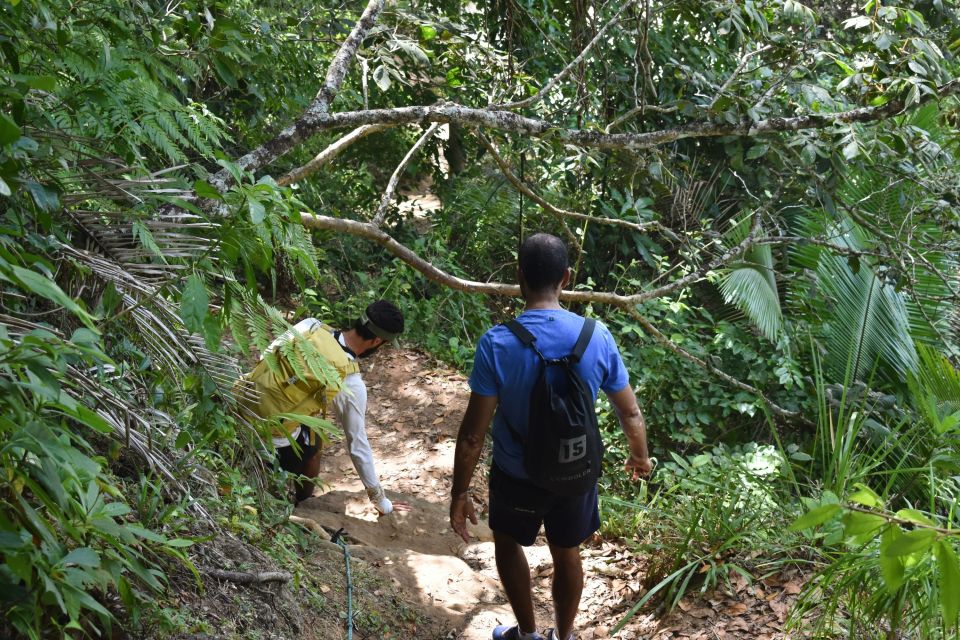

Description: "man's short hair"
519 233 569 293
355 300 404 341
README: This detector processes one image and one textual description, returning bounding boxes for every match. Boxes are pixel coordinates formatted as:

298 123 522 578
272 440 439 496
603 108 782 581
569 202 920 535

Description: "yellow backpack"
238 323 360 442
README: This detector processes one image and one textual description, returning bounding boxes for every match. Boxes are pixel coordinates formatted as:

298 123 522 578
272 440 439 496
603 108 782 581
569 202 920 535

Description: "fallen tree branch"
299 212 756 306
204 568 292 584
278 124 390 187
281 79 959 156
298 211 805 423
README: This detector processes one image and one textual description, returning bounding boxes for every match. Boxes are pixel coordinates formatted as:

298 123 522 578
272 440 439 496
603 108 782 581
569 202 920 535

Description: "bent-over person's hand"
625 454 653 480
380 500 413 516
449 492 477 543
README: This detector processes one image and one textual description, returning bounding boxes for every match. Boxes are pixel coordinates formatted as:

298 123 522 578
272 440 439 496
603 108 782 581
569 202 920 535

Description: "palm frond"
911 343 960 415
719 244 782 341
815 230 917 384
716 214 782 341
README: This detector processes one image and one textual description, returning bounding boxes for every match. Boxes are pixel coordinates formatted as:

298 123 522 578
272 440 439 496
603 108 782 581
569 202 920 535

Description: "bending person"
240 300 406 514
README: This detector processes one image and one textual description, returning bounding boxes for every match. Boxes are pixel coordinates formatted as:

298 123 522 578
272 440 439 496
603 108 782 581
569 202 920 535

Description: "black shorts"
275 428 320 476
488 464 600 549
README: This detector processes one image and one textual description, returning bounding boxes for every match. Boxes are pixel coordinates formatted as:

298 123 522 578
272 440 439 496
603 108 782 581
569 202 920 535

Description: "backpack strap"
504 319 536 346
569 318 596 363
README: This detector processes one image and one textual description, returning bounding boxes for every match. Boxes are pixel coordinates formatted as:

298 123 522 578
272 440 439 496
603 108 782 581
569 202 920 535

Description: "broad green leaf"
396 40 430 66
12 74 57 91
17 496 56 547
60 402 114 434
0 112 21 146
842 511 886 536
848 484 883 508
896 509 935 527
194 179 223 200
165 538 194 548
179 273 208 334
842 140 859 160
0 531 25 549
373 65 391 91
100 502 131 518
884 529 937 557
7 264 97 329
879 527 906 591
61 547 100 569
124 524 166 543
745 143 768 159
789 504 841 532
0 176 10 196
937 541 960 628
25 181 59 212
248 197 266 223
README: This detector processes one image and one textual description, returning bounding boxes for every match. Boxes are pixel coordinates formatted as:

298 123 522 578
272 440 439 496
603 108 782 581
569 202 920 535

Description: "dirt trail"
295 349 802 640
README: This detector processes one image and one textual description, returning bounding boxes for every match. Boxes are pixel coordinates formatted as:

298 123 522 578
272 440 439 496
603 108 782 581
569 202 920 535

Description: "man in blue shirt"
450 233 652 640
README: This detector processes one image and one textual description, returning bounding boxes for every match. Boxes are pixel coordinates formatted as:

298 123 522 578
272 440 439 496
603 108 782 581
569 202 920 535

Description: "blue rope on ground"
331 528 353 640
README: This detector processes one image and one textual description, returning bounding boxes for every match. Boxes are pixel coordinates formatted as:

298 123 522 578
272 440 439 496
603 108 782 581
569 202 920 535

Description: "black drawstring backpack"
503 318 604 496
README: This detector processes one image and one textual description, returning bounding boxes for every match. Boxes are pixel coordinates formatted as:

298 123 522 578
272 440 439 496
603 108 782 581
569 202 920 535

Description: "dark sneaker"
492 625 546 640
544 630 573 640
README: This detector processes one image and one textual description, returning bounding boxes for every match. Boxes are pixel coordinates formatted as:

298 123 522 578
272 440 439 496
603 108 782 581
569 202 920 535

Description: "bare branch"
372 123 440 226
494 0 638 110
291 79 959 153
212 0 387 188
278 124 390 187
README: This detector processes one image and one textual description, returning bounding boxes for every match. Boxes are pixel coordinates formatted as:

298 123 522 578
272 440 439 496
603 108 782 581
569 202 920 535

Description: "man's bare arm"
606 385 652 478
450 392 498 541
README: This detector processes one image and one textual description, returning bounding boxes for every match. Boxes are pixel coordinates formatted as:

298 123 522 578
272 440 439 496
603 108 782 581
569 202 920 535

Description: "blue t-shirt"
468 308 630 479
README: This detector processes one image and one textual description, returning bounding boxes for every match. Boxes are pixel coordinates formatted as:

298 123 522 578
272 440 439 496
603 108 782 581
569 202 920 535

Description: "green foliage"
601 301 807 446
0 323 195 639
604 444 800 632
784 349 960 638
1 0 958 636
790 490 960 638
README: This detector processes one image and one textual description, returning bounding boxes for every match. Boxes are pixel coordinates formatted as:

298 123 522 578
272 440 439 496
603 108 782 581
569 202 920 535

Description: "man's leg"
548 543 583 640
493 530 537 634
293 446 323 502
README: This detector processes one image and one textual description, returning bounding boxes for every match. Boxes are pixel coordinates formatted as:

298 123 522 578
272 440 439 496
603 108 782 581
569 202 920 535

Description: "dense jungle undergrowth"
2 0 960 637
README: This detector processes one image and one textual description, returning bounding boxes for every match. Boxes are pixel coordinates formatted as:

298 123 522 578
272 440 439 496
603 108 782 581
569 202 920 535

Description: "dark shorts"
276 428 320 476
488 464 600 548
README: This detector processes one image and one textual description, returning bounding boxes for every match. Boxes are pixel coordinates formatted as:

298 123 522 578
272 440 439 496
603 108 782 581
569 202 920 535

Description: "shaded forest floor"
289 348 810 639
